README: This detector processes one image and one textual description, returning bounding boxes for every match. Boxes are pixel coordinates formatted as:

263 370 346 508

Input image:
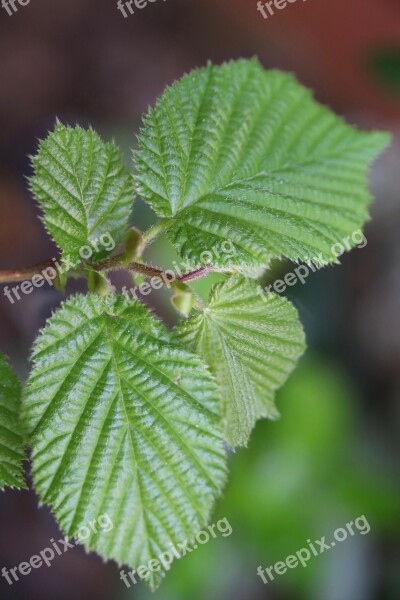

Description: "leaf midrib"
167 140 374 219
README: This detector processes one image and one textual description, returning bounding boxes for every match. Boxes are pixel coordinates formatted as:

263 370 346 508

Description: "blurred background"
0 0 399 599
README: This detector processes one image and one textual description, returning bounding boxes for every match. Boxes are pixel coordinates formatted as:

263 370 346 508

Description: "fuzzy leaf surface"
135 59 390 268
23 294 226 588
31 123 134 264
175 276 306 446
0 354 26 491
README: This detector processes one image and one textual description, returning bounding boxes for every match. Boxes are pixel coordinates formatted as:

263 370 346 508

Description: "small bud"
53 271 67 293
171 291 194 318
123 227 145 263
87 271 112 296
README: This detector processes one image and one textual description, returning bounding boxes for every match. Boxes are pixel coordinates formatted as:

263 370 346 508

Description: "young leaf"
174 275 306 447
135 59 390 268
0 354 26 491
31 123 134 265
22 294 226 589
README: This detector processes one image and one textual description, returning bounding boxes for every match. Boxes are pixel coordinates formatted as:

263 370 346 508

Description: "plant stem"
179 266 213 283
92 253 165 278
0 253 213 286
0 259 56 283
0 219 208 286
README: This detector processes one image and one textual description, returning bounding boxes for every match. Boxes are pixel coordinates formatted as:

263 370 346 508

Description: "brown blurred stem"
0 260 56 283
0 253 213 285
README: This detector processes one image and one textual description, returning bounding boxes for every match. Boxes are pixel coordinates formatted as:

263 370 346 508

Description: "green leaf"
174 275 306 447
0 354 26 491
31 123 134 265
23 294 226 589
135 58 390 268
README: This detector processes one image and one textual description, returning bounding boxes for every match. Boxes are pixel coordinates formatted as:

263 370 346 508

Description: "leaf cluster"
1 59 389 588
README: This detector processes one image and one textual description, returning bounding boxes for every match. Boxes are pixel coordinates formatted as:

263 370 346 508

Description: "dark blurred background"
0 1 399 599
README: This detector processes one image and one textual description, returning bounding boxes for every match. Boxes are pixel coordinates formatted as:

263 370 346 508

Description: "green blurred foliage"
125 355 399 600
367 47 400 98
